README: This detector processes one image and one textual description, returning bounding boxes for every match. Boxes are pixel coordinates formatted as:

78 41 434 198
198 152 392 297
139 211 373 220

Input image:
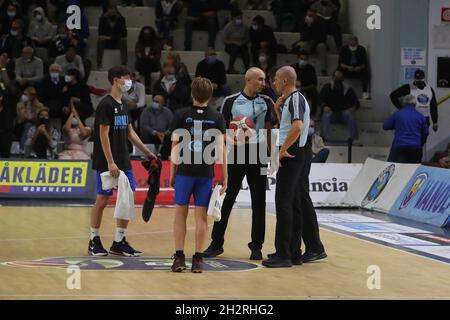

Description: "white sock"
115 228 126 242
90 228 99 240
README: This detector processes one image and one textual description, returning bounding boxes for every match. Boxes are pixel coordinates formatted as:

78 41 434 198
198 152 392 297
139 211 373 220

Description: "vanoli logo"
399 173 428 210
1 257 259 272
361 164 395 207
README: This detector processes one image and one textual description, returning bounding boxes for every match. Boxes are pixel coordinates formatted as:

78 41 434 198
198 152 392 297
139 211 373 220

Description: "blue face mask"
308 127 315 136
151 102 160 110
72 117 78 126
165 75 176 81
206 55 217 64
10 30 18 37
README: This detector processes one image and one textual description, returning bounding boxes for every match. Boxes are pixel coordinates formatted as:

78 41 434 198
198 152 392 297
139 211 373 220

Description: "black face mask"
414 81 426 90
37 117 49 126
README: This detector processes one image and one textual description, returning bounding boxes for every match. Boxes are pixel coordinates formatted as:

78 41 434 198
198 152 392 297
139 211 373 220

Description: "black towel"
141 157 162 222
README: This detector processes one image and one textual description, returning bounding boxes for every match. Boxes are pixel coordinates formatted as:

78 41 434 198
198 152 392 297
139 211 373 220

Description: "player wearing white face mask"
89 66 156 257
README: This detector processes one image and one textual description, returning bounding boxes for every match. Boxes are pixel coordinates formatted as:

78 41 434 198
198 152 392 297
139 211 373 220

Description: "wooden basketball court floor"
0 204 449 300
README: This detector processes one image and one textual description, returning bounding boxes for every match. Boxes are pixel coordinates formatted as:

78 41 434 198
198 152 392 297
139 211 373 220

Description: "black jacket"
339 45 368 67
320 82 359 112
152 78 191 112
249 25 277 53
291 63 318 88
36 75 65 116
299 18 327 44
98 14 127 40
195 59 227 89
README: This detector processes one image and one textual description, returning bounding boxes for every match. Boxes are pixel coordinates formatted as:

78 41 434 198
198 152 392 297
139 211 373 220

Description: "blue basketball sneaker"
109 237 141 257
88 236 108 256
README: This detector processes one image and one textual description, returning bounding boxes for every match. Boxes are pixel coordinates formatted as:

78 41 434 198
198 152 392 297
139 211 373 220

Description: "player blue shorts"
96 170 136 196
174 175 213 207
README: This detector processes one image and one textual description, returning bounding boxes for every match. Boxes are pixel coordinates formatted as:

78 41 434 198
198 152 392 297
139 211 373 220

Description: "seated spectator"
223 9 250 74
425 143 450 168
58 107 91 160
296 8 328 76
0 19 33 59
184 0 217 50
62 69 93 123
249 15 277 67
254 51 272 77
166 51 191 85
155 0 181 48
271 0 302 32
28 7 54 48
135 26 162 94
16 86 44 151
0 52 15 81
0 65 19 158
57 0 89 42
309 118 330 163
123 72 146 131
15 46 44 89
339 36 370 99
36 64 65 120
0 1 28 37
140 94 173 160
97 5 127 68
195 48 230 98
311 0 342 49
48 23 86 60
152 61 191 112
247 0 267 10
25 107 60 159
55 45 85 78
320 69 360 144
383 95 428 164
291 49 318 117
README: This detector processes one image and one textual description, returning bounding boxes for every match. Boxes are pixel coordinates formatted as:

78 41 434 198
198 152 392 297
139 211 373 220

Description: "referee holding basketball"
203 67 274 260
263 66 325 268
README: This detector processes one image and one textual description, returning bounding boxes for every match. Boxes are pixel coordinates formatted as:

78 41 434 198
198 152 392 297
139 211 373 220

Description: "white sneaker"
362 92 370 100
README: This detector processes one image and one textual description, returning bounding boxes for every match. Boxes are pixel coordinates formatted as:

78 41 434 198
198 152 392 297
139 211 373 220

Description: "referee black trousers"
275 145 305 260
210 162 267 251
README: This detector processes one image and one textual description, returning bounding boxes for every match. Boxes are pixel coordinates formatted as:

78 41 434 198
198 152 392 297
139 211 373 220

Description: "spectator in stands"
155 0 181 48
383 95 428 164
135 26 162 94
97 5 128 69
425 143 450 169
25 107 60 159
262 66 279 103
153 61 190 112
249 15 277 67
320 69 360 144
390 69 438 133
223 9 250 74
62 68 93 123
184 0 217 50
15 46 44 89
311 0 342 49
49 24 86 60
36 64 65 120
0 1 28 37
297 8 328 76
140 94 173 160
271 0 303 32
254 51 271 77
291 49 318 117
195 47 230 98
0 19 33 59
123 72 146 131
55 45 85 78
0 52 14 79
28 7 54 48
309 118 329 163
166 51 191 85
57 0 89 41
247 0 267 10
0 64 19 158
339 36 370 99
16 86 44 151
58 106 91 160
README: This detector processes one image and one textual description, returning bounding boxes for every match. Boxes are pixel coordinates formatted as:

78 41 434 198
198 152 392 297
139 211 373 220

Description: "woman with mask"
58 106 91 160
15 86 44 152
24 107 60 159
62 68 93 123
152 61 190 112
135 26 162 94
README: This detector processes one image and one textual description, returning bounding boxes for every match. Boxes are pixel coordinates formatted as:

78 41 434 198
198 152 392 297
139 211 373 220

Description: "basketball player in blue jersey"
203 67 274 260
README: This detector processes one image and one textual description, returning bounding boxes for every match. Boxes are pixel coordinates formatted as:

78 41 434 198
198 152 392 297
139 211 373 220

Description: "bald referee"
263 66 325 268
203 67 274 260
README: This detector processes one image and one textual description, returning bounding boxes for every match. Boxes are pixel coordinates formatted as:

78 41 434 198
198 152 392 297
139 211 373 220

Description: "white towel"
100 171 135 221
207 185 226 222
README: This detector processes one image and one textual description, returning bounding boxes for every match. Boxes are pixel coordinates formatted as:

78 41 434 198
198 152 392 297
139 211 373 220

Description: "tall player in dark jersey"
88 66 155 257
203 67 274 260
170 77 228 273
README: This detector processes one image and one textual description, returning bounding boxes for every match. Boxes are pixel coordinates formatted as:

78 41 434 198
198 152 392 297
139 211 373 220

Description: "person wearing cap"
390 69 438 132
383 95 429 163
